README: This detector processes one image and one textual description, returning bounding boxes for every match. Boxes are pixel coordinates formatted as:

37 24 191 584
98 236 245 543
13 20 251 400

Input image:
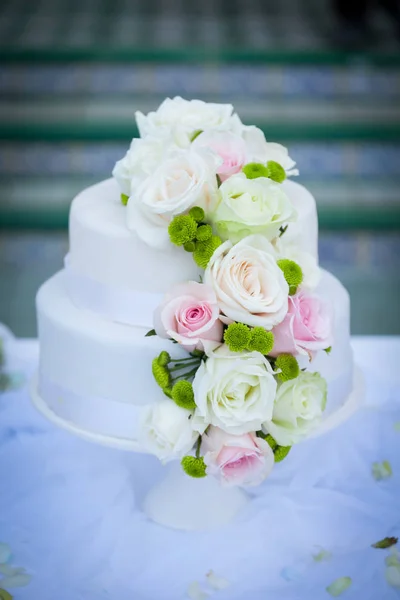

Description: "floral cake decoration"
113 97 333 487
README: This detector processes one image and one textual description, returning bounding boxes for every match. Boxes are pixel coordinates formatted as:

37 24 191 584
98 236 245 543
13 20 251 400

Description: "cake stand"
30 367 364 531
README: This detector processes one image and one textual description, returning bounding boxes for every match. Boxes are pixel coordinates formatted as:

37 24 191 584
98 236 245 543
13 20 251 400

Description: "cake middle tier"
67 178 319 304
36 269 353 447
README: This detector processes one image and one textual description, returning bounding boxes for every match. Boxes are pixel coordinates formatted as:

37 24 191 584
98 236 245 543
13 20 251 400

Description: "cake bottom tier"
35 270 354 448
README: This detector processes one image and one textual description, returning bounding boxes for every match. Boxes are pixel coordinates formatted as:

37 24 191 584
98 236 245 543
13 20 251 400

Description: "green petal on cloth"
326 577 352 597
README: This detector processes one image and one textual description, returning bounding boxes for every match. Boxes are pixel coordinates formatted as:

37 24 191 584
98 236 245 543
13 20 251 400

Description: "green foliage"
372 536 398 549
275 354 300 382
168 215 198 246
181 455 207 478
171 380 196 410
224 323 251 352
120 193 129 206
264 433 278 451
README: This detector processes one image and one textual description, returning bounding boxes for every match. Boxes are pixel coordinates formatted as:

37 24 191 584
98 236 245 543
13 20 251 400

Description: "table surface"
0 330 399 600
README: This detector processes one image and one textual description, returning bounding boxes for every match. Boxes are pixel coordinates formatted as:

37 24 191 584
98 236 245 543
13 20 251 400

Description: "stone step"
0 175 399 230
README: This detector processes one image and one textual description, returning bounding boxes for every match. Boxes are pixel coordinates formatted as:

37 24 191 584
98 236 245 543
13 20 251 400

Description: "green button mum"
266 160 286 183
171 380 196 410
242 162 270 179
168 215 198 246
224 322 251 352
277 259 303 295
247 328 274 355
193 235 222 269
181 455 207 478
275 354 300 382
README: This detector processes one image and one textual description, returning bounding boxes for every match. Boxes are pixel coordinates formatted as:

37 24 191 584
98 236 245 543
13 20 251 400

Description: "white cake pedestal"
30 368 364 531
143 461 249 531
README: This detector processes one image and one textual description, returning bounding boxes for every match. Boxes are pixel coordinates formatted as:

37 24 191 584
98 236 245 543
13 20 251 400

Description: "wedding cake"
34 97 358 489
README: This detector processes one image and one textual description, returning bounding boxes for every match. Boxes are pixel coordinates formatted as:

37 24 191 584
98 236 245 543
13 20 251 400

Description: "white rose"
273 236 321 290
139 399 198 463
264 371 327 446
205 234 289 328
192 347 277 435
126 147 220 249
242 126 298 176
212 173 297 243
135 97 235 145
112 135 175 195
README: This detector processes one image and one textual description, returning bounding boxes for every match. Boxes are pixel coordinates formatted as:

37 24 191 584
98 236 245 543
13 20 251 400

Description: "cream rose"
127 147 220 249
135 97 235 145
112 135 173 195
211 173 296 243
192 347 277 435
139 400 198 463
205 234 289 329
202 427 275 487
264 371 327 446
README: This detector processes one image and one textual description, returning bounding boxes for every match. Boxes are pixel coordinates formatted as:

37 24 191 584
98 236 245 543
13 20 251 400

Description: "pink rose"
271 290 333 357
154 281 223 354
202 427 274 487
193 130 246 181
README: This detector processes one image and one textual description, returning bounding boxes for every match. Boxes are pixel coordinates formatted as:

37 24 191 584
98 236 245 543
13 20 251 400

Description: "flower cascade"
113 97 333 488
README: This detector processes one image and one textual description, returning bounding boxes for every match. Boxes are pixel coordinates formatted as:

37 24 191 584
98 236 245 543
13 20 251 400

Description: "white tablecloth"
0 328 399 600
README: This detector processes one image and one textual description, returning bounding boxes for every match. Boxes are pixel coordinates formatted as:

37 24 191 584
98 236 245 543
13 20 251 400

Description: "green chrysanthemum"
181 455 207 478
193 235 222 269
196 224 213 241
266 160 286 183
274 445 291 462
247 328 274 355
121 193 129 206
224 323 251 352
157 351 171 367
264 433 278 451
152 357 171 389
189 206 205 222
242 162 270 179
275 353 300 382
183 241 196 252
168 215 198 246
171 380 196 410
277 259 303 295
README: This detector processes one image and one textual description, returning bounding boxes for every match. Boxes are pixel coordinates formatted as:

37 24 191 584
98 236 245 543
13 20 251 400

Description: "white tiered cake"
35 177 354 447
32 98 362 529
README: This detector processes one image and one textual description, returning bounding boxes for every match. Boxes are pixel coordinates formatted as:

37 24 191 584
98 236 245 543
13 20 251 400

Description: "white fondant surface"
36 269 353 446
67 178 318 302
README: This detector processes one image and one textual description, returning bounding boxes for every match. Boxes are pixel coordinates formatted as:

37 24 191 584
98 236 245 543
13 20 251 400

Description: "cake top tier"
68 177 318 295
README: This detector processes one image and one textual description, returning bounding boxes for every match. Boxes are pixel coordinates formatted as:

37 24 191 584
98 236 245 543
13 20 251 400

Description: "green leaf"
190 129 203 142
324 346 332 354
216 174 222 187
0 589 13 600
120 193 129 206
279 225 288 237
145 329 156 337
372 536 398 549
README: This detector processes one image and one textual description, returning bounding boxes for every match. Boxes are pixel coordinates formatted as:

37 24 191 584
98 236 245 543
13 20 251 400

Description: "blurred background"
0 0 399 337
